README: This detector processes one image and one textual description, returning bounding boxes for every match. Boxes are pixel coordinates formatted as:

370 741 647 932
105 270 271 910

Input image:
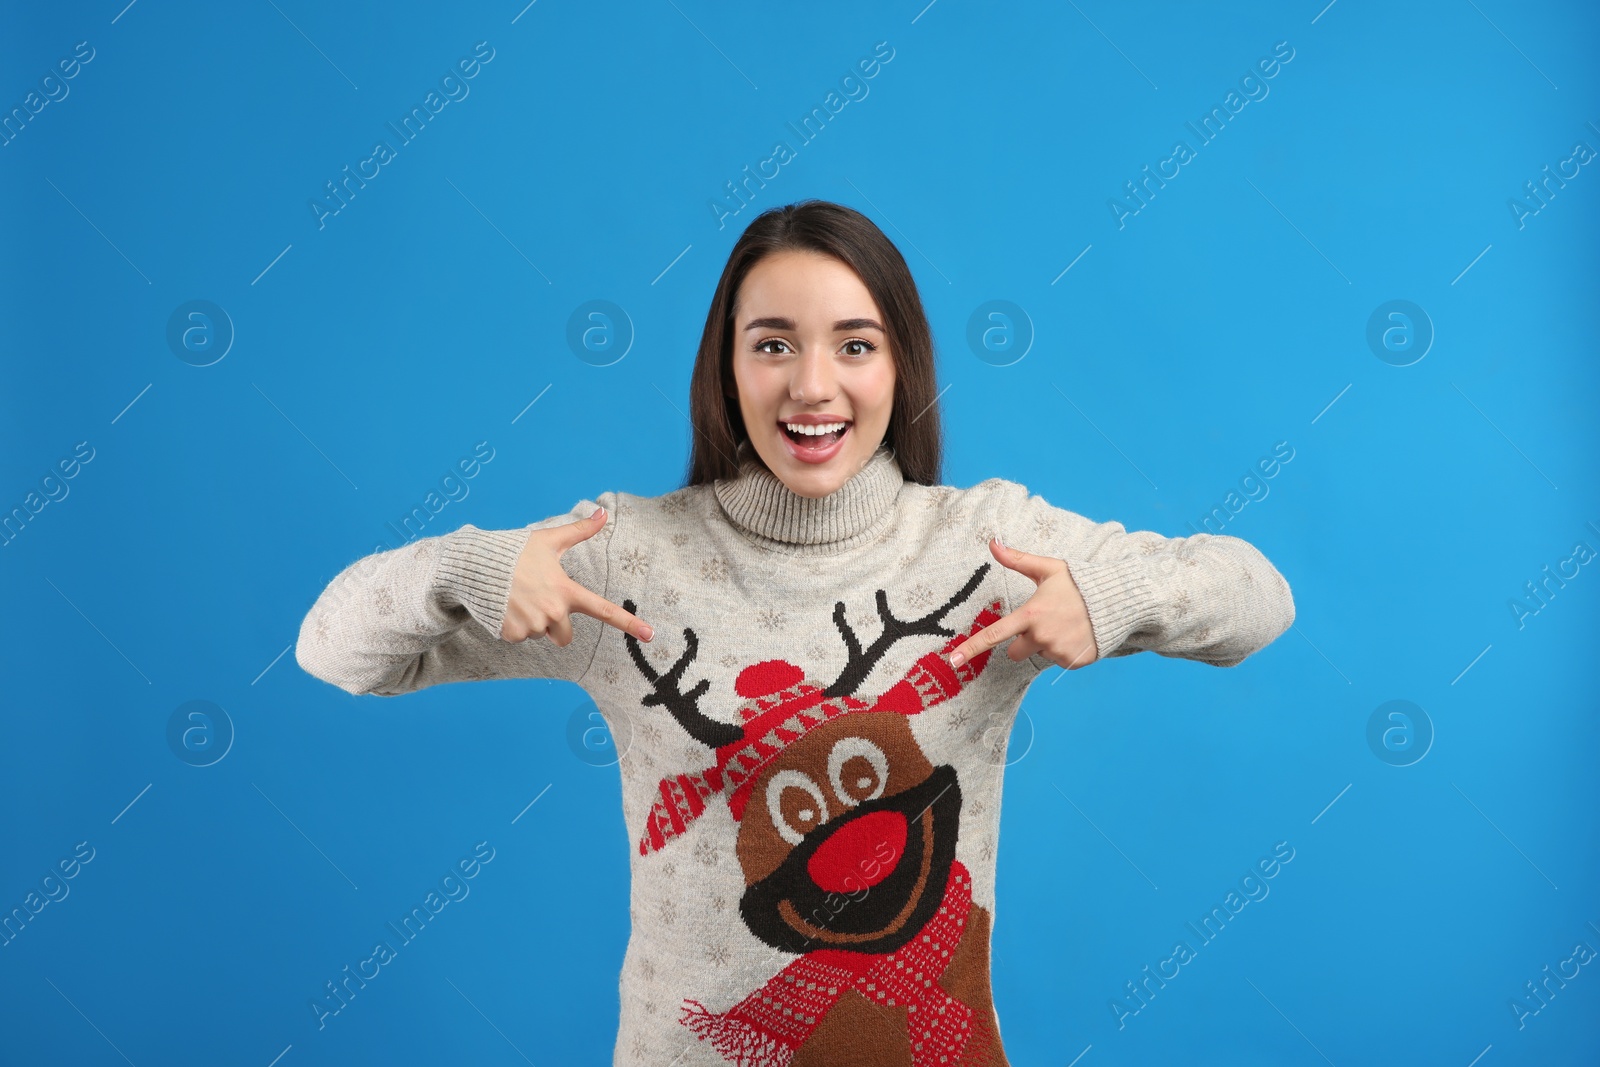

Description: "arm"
986 480 1294 669
295 493 618 695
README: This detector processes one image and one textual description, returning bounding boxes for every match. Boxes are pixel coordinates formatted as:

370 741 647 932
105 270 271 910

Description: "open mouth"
780 420 851 452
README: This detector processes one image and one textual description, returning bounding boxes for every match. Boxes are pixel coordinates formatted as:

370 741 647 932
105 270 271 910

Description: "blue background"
3 1 1597 1064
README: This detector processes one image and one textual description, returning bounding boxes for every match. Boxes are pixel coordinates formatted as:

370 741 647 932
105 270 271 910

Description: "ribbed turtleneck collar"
713 439 904 551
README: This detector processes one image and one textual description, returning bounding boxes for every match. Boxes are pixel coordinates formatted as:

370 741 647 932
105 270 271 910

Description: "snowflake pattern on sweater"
296 442 1295 1066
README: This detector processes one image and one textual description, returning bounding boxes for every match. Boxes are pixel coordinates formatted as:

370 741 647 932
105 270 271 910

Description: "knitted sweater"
295 440 1295 1067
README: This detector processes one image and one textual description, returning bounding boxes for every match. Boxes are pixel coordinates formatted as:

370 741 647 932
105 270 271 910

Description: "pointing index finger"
569 582 653 642
948 609 1029 669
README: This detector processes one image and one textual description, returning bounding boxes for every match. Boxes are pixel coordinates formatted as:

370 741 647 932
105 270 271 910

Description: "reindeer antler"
621 598 743 750
822 562 992 698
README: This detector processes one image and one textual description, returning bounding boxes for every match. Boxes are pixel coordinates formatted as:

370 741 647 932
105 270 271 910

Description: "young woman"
297 199 1295 1066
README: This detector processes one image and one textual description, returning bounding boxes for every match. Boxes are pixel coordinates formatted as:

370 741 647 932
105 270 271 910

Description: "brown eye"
837 756 881 802
827 737 888 807
766 770 828 846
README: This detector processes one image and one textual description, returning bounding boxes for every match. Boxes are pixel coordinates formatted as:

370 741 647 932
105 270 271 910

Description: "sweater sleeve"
985 480 1294 670
295 492 618 695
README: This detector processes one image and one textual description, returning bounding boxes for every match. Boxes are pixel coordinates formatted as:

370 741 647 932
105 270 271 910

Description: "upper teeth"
785 422 848 436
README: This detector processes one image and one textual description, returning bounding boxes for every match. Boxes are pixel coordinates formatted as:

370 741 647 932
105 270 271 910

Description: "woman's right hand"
499 506 654 646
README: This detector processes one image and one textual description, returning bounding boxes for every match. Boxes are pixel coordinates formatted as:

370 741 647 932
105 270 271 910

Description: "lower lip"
779 422 850 464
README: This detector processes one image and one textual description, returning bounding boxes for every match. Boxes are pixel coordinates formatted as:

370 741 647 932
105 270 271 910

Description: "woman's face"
730 250 897 500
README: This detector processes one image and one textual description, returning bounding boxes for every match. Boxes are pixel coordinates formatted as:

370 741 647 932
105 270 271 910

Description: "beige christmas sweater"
295 440 1295 1067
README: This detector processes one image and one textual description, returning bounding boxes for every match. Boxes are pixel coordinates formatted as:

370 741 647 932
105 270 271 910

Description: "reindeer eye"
827 737 889 807
766 770 828 846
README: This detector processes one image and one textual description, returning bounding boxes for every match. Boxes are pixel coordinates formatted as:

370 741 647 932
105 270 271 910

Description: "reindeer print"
620 563 1011 1067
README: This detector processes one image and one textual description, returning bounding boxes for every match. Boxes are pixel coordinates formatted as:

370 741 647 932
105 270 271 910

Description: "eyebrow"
741 316 885 333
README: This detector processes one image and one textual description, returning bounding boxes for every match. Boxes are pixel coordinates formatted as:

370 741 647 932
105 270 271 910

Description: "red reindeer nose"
806 810 907 893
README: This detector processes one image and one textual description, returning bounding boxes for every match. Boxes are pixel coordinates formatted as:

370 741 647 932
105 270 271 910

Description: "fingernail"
949 651 965 668
595 506 607 520
994 535 1005 550
640 624 653 641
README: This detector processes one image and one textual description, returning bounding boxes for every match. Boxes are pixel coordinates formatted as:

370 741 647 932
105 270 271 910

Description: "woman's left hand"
948 537 1099 670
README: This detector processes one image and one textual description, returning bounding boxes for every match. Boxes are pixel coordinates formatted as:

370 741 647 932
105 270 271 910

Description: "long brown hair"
682 199 942 488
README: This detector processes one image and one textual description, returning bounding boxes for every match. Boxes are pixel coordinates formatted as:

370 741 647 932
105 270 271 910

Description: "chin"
780 446 863 493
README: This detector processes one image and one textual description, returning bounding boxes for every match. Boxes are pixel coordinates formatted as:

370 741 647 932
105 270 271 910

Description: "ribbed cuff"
432 525 535 636
1062 554 1162 661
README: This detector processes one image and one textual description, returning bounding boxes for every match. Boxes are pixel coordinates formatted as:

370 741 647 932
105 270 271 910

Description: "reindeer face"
620 565 998 954
734 712 962 956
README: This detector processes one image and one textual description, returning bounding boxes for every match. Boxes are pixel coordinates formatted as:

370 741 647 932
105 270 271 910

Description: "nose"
806 810 906 893
790 346 836 405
